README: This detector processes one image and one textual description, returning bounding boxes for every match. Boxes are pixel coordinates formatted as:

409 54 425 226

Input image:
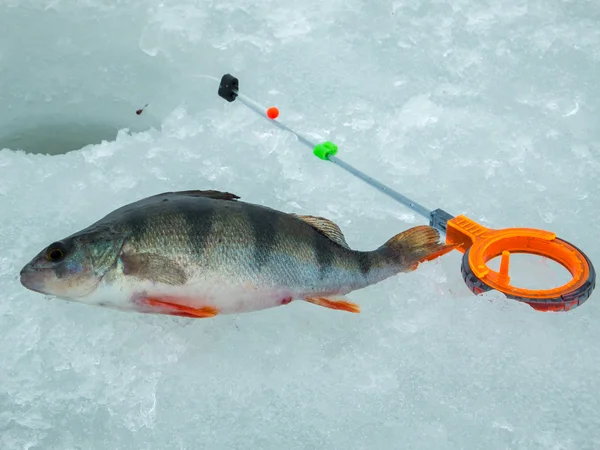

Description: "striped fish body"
20 190 453 318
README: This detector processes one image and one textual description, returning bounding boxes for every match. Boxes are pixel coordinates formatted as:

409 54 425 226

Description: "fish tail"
375 225 455 272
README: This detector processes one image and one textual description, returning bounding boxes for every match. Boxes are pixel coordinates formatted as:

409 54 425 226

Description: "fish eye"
46 242 67 262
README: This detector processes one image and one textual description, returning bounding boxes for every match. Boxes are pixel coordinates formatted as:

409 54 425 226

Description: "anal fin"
305 296 360 313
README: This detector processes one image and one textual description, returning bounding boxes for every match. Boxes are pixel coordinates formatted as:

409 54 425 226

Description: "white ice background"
1 1 600 449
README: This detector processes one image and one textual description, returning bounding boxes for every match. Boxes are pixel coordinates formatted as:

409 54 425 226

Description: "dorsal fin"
149 190 240 201
293 214 350 249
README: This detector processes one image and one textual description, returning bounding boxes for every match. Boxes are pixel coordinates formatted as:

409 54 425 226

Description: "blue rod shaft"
236 94 433 220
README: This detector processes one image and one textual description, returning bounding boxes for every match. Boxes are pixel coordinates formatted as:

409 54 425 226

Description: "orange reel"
444 215 595 311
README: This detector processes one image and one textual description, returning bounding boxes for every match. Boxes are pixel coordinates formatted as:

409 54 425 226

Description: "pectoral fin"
120 252 188 285
139 296 219 318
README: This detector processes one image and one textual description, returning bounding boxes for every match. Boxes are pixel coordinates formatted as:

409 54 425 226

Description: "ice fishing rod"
214 73 595 312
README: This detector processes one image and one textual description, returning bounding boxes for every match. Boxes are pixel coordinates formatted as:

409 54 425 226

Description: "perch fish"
20 190 453 318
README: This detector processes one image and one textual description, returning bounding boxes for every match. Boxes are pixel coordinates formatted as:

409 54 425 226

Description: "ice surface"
1 0 600 449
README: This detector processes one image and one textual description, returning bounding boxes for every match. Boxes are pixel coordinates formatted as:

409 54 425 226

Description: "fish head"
19 230 125 301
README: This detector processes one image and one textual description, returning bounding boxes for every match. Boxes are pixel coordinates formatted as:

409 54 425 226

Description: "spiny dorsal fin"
293 214 350 249
149 190 240 201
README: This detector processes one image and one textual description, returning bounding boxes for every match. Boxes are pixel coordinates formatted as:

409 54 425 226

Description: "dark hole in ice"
0 123 118 155
0 120 156 156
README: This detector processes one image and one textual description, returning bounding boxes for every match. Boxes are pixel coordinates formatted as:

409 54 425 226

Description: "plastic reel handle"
445 215 596 311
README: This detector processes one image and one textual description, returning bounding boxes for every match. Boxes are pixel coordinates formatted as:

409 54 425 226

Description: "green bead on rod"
313 141 338 160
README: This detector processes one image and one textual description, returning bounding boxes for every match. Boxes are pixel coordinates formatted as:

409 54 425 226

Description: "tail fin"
378 225 455 272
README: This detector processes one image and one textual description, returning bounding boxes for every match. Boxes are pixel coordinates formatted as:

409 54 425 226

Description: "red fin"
141 296 219 318
305 296 360 313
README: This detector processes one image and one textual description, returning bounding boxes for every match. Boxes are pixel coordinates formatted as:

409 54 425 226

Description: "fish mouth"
19 266 52 294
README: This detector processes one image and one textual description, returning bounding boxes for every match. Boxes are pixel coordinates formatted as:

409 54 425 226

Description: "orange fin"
141 296 219 318
380 225 456 272
305 296 360 313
